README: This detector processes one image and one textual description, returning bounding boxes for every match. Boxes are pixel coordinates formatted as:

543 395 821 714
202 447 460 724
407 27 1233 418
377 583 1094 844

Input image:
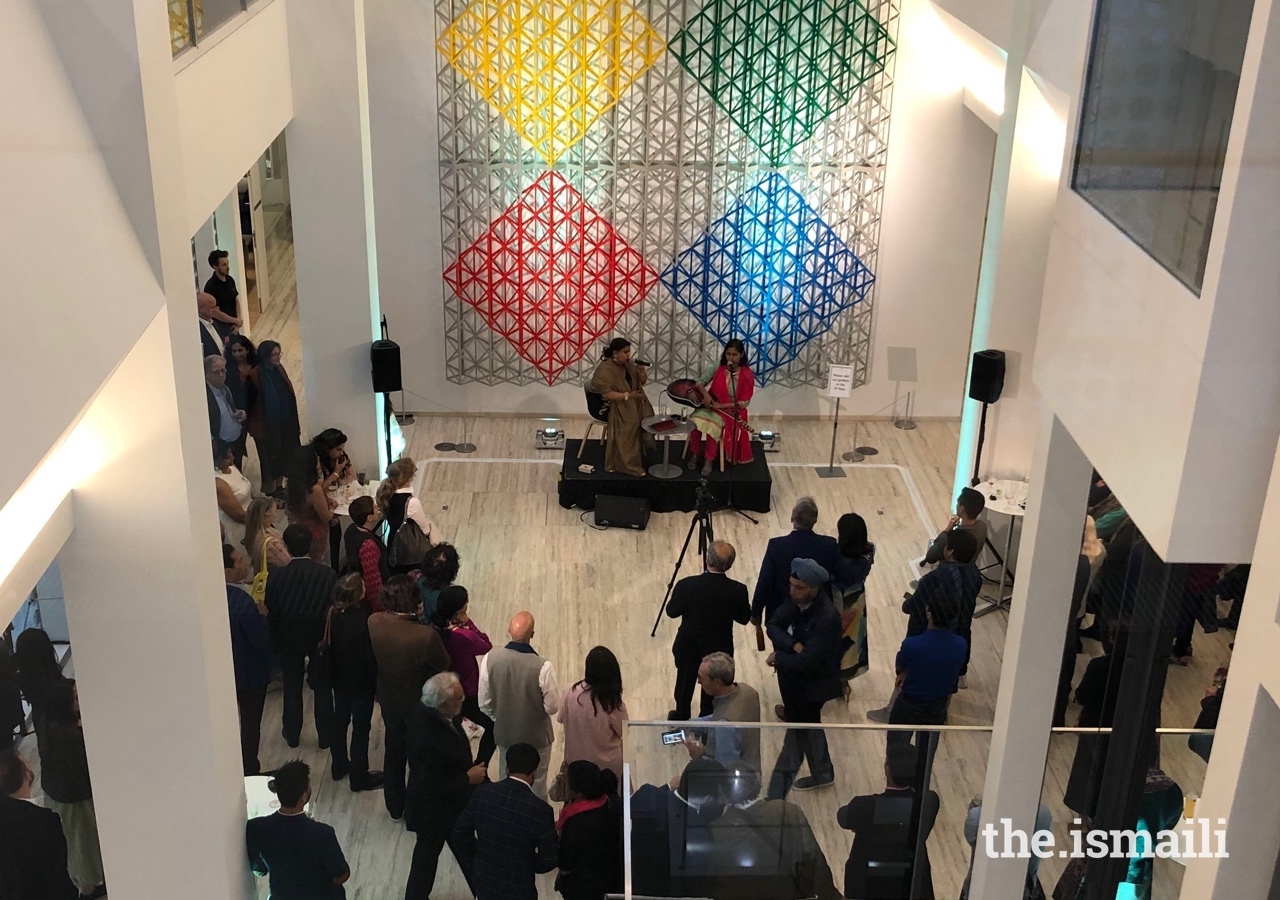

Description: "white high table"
973 477 1029 618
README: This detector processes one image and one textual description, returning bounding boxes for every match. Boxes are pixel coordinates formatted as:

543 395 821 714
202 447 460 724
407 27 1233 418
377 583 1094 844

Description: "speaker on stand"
371 323 402 467
968 350 1005 487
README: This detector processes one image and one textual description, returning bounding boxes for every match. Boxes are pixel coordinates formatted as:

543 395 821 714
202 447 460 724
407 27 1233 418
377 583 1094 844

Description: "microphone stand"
718 363 758 525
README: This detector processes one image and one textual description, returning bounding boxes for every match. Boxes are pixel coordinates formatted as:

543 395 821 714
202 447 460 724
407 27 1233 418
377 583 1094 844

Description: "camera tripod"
651 480 716 637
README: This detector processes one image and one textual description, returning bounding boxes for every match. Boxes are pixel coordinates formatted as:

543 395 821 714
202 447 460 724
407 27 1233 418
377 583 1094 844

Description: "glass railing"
169 0 250 57
615 722 1211 900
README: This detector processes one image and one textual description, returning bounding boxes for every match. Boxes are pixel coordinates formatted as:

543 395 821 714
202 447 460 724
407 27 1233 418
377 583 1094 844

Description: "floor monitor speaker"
371 340 403 393
968 350 1006 403
594 495 650 530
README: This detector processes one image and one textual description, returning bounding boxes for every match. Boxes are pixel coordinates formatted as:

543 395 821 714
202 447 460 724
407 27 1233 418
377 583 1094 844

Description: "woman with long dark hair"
558 646 628 780
223 335 258 409
687 338 755 476
834 512 876 695
39 680 106 898
286 445 335 565
247 339 301 496
587 338 655 477
15 629 64 730
430 586 495 767
311 428 352 568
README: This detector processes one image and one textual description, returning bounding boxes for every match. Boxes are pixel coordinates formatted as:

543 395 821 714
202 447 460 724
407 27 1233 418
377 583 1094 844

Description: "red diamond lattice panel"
443 172 660 385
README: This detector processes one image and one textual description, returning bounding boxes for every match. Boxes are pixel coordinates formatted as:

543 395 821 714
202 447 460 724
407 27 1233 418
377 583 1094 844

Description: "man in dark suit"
666 540 751 720
0 750 78 899
405 672 487 900
453 743 558 900
836 743 939 900
765 558 842 797
265 524 338 749
197 290 240 356
751 497 843 628
206 355 247 470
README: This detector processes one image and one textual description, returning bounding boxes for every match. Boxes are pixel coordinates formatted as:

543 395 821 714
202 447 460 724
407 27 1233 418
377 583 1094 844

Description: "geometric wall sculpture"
437 0 664 165
661 173 876 384
671 0 893 164
434 0 899 388
443 172 659 384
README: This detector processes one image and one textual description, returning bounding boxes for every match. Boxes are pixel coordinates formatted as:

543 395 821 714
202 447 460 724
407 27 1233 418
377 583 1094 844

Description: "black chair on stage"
579 388 610 459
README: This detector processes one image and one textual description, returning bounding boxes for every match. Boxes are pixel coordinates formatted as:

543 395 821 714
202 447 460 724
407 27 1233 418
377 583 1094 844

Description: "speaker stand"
970 401 989 487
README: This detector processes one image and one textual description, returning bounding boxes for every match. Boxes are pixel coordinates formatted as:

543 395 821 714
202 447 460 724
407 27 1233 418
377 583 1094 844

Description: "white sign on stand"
817 365 855 477
826 365 854 399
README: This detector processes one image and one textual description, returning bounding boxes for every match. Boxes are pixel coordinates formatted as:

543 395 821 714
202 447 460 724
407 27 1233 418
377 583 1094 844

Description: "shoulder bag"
309 606 335 692
250 536 272 604
390 518 432 568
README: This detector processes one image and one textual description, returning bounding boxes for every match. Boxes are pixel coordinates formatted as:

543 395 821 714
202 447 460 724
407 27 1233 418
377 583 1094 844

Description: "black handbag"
309 607 335 692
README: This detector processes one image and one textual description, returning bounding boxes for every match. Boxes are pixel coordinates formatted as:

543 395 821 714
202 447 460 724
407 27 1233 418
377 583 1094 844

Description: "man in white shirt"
477 611 559 799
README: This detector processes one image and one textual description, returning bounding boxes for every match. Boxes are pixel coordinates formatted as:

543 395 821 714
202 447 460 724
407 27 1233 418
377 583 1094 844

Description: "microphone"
635 359 651 367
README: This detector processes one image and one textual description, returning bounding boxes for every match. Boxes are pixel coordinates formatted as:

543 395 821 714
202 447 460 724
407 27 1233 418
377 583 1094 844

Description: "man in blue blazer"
453 743 558 900
751 497 843 626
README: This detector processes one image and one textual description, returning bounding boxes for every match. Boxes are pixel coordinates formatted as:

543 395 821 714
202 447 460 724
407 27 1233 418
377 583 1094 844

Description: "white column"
59 313 253 900
31 0 257 896
969 409 1092 898
286 0 385 472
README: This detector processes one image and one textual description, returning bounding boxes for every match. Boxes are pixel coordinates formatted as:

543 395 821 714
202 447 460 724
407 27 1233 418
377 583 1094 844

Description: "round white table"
330 480 377 518
974 478 1028 618
642 414 695 479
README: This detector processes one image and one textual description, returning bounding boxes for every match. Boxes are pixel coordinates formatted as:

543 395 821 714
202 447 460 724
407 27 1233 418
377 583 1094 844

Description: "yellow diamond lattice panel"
438 0 664 164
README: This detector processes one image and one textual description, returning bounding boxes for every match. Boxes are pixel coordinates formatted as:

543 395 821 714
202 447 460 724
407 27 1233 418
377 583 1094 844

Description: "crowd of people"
0 297 1235 899
229 489 985 900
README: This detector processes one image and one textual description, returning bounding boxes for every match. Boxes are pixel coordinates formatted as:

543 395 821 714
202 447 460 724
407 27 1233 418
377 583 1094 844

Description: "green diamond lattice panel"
671 0 894 164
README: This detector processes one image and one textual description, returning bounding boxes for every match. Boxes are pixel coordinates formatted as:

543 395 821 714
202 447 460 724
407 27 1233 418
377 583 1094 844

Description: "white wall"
0 0 172 514
1032 0 1280 563
175 0 295 237
369 0 994 419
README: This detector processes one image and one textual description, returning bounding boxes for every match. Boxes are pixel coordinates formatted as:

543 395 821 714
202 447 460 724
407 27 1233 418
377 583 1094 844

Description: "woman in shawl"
686 339 754 477
247 340 301 495
587 338 655 477
834 512 875 697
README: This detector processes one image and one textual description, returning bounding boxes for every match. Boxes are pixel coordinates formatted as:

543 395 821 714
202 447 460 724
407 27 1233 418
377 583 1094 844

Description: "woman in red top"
686 339 755 476
430 586 495 768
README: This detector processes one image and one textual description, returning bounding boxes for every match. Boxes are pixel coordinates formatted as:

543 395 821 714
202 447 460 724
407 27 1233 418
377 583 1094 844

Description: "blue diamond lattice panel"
661 173 875 384
435 0 899 388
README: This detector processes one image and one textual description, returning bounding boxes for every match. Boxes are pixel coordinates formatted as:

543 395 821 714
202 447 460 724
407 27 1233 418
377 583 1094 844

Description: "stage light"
757 430 781 452
536 427 565 450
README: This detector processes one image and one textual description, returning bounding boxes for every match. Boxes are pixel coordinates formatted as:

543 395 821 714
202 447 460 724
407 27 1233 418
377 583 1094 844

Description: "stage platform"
557 438 773 514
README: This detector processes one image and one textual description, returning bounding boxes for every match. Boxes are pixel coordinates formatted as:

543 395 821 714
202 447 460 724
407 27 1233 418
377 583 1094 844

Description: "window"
1073 0 1255 293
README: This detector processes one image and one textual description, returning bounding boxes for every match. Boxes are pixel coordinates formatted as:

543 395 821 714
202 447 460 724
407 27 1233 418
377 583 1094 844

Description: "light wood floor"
24 240 1226 896
220 415 1224 899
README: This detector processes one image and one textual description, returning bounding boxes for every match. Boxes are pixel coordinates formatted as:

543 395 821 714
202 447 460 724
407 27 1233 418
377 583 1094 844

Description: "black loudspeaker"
968 350 1006 403
594 495 650 530
371 340 402 393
